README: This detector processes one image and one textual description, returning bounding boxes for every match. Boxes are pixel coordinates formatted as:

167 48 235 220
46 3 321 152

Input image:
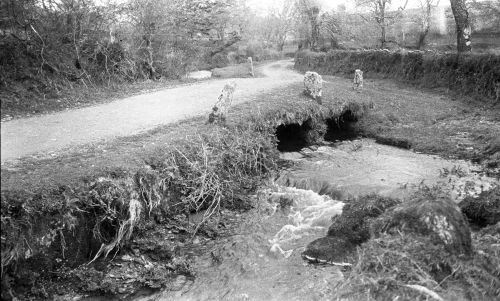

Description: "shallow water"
136 139 498 301
279 139 496 202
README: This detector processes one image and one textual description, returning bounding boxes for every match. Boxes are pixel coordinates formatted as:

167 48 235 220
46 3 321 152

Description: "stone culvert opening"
276 121 313 152
324 110 359 142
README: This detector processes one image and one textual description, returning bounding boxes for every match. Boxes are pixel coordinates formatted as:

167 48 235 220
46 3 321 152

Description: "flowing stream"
136 139 497 301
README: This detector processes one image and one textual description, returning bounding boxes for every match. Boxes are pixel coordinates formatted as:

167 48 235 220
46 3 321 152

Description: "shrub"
210 52 230 68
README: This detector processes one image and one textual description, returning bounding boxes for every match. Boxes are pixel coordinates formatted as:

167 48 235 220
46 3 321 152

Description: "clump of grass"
142 126 279 231
84 177 142 262
335 233 452 301
336 226 500 301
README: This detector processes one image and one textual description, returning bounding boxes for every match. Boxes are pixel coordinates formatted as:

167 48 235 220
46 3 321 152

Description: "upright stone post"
353 69 364 91
303 71 323 104
248 57 254 77
208 81 237 124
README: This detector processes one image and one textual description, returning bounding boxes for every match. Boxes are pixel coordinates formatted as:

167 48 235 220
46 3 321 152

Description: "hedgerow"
295 50 500 101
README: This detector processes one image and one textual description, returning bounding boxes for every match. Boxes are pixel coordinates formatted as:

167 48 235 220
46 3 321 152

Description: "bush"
210 52 230 68
295 50 500 100
236 42 284 62
156 50 189 79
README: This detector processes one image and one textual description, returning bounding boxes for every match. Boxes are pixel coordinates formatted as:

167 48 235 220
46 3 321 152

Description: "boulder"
303 71 323 104
302 195 400 264
302 236 356 266
208 81 237 124
186 70 212 80
371 195 472 256
302 192 473 265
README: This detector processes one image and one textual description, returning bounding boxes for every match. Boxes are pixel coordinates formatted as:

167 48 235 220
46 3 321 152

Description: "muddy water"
136 139 498 301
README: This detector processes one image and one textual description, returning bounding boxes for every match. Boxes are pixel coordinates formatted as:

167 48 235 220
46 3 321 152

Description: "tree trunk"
417 28 429 49
379 2 387 48
450 0 472 52
277 40 285 51
381 24 386 48
309 6 320 51
417 3 432 50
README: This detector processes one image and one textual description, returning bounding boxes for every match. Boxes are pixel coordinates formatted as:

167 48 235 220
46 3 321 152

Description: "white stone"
353 69 364 90
186 70 212 80
303 71 323 103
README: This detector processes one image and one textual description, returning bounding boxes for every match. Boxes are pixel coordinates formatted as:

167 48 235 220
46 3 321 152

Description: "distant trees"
268 0 295 51
469 0 500 31
355 0 408 48
252 0 295 51
0 0 256 84
320 12 342 49
416 0 440 49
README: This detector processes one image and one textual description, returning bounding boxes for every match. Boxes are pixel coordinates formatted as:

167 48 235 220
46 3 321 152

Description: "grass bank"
295 50 500 102
1 81 370 300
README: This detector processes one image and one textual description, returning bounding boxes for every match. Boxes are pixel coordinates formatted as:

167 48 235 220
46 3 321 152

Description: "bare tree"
320 12 342 48
469 0 500 31
416 0 440 49
450 0 472 52
269 0 295 51
356 0 408 48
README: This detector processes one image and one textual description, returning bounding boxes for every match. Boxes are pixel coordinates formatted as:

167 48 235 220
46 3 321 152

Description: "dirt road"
1 60 302 163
